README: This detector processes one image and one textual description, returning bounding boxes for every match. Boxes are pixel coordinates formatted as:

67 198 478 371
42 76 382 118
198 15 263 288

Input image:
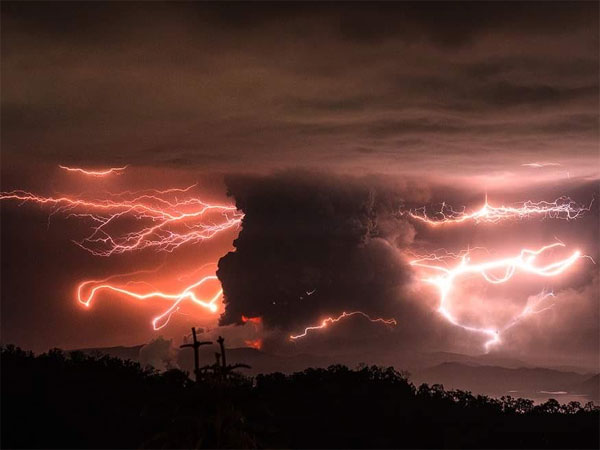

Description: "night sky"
1 2 598 369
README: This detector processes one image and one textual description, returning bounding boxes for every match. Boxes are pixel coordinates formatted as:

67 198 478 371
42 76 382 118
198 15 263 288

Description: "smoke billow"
139 336 179 371
217 172 426 335
216 172 599 364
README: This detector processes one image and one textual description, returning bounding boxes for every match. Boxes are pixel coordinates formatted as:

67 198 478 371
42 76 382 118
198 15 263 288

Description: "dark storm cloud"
4 2 593 43
2 2 597 177
1 1 598 364
217 172 421 332
216 171 599 360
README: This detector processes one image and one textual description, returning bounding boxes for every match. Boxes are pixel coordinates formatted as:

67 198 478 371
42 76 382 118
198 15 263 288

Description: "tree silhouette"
200 336 251 382
1 345 598 449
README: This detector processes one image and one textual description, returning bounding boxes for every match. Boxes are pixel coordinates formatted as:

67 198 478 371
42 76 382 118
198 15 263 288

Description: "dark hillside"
2 346 598 449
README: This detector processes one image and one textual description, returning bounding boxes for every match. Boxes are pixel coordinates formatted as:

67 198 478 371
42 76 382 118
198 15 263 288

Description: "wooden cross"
180 327 212 382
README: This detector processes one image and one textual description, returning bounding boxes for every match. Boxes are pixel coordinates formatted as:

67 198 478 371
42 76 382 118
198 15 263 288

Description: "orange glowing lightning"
409 242 590 350
59 164 129 176
290 311 397 340
0 187 243 256
78 274 222 330
409 196 590 226
0 184 241 329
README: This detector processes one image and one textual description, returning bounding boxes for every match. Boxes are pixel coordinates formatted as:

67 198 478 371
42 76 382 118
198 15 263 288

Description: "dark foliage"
2 345 598 449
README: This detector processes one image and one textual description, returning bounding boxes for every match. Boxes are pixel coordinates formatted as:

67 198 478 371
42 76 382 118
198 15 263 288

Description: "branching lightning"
521 162 562 168
0 184 242 329
501 290 557 334
290 311 397 340
78 274 222 330
409 196 590 226
59 164 129 176
3 175 594 345
0 187 244 256
409 243 590 350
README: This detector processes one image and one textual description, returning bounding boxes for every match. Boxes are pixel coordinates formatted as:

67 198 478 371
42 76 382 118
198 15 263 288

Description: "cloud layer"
2 2 598 179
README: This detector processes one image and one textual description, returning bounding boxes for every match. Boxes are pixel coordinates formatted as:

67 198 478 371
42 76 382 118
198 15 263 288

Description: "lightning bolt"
78 274 222 330
290 311 397 340
409 196 590 226
409 243 591 351
0 185 241 329
59 164 129 176
521 162 562 168
0 187 244 256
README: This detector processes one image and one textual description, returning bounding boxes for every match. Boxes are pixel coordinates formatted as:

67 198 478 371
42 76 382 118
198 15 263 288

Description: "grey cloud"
2 2 598 178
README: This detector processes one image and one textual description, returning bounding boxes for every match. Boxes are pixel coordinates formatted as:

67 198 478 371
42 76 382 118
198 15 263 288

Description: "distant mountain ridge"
414 362 599 402
574 374 599 401
76 345 143 362
417 351 532 370
74 344 598 403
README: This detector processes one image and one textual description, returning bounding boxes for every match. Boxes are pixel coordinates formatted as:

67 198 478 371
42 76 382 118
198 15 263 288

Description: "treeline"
1 345 598 449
